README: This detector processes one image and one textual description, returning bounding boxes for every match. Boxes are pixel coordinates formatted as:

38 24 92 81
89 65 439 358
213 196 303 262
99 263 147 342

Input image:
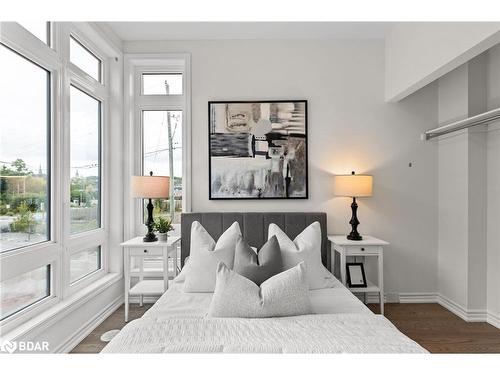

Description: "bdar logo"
1 341 17 354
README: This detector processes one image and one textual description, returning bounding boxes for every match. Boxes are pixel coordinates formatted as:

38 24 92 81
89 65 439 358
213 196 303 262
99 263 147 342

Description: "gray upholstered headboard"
181 212 329 270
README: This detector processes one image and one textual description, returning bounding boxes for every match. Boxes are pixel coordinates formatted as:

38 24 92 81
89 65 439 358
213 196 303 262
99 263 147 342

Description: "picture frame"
208 100 308 200
346 262 367 288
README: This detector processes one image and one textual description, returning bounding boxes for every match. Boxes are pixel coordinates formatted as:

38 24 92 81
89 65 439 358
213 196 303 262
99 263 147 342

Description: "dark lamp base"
143 233 158 242
346 196 363 241
143 197 158 242
347 232 363 241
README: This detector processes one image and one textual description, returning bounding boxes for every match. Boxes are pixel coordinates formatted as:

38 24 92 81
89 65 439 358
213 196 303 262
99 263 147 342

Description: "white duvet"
102 277 427 353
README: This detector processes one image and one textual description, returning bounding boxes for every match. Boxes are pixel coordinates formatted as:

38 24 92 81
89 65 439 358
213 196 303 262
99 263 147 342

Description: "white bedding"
139 275 371 319
102 276 427 353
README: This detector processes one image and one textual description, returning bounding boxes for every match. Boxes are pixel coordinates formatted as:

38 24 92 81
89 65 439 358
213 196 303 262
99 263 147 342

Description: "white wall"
436 46 500 326
124 39 439 297
437 134 468 308
385 22 500 102
487 123 500 326
437 65 471 309
486 44 500 326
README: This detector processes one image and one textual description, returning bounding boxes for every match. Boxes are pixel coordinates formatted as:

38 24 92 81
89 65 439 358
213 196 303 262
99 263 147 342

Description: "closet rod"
424 107 500 140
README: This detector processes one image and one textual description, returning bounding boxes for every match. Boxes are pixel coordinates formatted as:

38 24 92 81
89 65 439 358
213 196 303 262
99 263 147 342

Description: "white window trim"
1 22 62 331
123 53 192 240
0 22 119 334
61 23 110 297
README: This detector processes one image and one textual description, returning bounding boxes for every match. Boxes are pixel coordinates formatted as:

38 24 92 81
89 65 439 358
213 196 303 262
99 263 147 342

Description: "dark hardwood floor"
368 303 500 353
71 303 500 354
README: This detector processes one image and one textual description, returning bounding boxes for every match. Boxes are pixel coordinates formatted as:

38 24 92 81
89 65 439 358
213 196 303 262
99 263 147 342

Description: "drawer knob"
143 249 148 253
361 247 365 251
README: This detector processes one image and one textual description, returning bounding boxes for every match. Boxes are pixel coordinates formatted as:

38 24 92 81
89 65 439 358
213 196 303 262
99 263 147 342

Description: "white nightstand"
328 235 389 315
121 236 181 322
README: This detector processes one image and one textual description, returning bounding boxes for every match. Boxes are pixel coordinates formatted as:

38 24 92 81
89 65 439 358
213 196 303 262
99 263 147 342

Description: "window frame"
0 22 61 332
63 24 109 296
0 22 114 333
68 84 102 236
69 34 103 84
1 264 51 321
141 72 183 96
141 109 184 223
124 55 191 240
17 22 51 47
0 43 52 252
69 246 102 285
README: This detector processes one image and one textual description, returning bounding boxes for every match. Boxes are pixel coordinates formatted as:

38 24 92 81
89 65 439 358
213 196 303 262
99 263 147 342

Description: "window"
69 86 101 234
0 44 50 252
142 110 183 223
0 265 50 321
70 36 101 82
142 73 183 95
127 56 189 263
0 23 115 333
18 22 50 45
70 247 101 284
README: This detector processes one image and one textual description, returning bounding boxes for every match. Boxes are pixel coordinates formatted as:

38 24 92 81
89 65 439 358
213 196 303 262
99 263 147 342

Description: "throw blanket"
102 314 427 353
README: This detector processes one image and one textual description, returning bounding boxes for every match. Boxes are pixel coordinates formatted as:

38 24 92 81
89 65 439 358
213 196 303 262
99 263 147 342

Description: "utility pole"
165 81 175 221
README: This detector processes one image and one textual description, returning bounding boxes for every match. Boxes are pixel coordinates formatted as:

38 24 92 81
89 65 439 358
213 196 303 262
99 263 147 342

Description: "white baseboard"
357 291 498 329
354 292 435 304
487 311 500 329
55 295 124 353
399 292 438 303
436 294 487 322
350 292 397 304
398 293 498 328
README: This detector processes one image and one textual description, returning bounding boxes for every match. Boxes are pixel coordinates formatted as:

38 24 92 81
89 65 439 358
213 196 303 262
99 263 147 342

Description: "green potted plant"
154 216 173 241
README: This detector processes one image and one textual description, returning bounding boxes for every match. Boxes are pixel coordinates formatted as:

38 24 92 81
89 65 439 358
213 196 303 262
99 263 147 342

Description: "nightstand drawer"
130 247 164 257
344 245 380 255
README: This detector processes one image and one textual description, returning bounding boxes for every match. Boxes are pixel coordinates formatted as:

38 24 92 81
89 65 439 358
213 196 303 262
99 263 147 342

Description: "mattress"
102 275 427 353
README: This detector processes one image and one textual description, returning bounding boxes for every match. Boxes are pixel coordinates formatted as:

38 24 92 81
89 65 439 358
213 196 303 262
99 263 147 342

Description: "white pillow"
182 221 241 293
268 221 335 290
207 262 312 318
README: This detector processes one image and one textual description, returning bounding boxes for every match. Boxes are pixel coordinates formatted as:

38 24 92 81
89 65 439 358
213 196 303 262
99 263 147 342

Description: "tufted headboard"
180 212 329 270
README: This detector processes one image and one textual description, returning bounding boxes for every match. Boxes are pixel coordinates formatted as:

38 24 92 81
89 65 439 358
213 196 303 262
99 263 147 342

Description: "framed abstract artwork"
208 100 308 199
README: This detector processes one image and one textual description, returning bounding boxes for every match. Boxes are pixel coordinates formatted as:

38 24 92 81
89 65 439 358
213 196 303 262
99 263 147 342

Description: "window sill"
2 272 122 342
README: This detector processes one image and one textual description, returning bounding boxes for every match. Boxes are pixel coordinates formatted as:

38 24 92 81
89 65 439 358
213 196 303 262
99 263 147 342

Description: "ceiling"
103 22 389 41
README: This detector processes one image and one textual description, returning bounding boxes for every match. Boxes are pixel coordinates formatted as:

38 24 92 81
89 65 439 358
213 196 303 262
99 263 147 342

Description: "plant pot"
157 232 168 242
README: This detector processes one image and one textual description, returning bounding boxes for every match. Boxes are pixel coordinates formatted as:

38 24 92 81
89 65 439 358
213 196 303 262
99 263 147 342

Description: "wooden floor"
71 303 500 354
368 303 500 353
71 303 153 354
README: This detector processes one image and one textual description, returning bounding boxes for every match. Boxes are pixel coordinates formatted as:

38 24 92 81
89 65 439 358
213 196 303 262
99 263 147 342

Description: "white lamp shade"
131 175 170 198
334 174 373 197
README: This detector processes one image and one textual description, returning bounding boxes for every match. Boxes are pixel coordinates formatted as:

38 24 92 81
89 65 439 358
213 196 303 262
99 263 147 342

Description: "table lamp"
334 171 373 241
131 172 170 242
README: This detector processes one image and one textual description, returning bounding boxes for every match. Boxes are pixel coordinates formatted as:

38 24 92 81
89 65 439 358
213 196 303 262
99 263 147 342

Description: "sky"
0 43 49 175
70 86 100 178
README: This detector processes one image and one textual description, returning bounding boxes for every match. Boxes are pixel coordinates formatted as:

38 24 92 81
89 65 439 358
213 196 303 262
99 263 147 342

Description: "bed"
103 212 427 353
